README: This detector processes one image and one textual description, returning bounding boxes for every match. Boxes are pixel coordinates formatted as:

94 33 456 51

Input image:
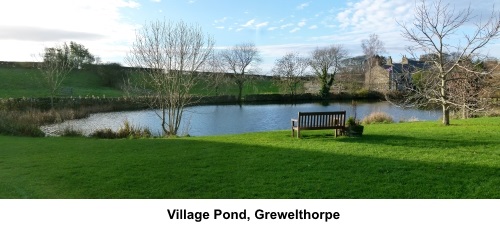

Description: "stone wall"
365 65 390 92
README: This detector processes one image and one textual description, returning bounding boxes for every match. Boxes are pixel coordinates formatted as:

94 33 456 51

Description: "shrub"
0 111 45 137
346 116 359 127
355 88 370 97
362 112 394 124
91 121 152 139
117 120 152 139
116 120 132 138
60 126 84 137
95 62 128 88
90 128 117 139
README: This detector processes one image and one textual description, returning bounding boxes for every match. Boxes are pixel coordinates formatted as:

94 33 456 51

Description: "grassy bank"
0 67 282 99
1 117 499 198
0 67 124 98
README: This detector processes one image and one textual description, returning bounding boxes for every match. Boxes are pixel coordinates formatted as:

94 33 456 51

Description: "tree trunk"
320 84 330 99
161 109 169 136
442 104 450 125
440 75 450 125
237 82 243 103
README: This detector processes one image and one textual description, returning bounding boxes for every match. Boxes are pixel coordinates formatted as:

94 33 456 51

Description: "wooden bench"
291 111 346 138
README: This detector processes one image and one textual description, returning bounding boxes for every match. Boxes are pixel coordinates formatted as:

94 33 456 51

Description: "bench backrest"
297 111 346 128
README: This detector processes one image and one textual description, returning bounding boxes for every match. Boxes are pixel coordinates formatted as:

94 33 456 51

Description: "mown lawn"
0 117 499 198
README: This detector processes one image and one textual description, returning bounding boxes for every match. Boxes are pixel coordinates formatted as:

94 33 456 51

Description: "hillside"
0 65 124 98
0 64 282 99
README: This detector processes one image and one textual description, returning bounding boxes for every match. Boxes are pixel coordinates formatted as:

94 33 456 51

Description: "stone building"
364 56 425 93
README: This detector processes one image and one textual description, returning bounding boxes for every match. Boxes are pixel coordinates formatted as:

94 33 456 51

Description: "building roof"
384 59 426 74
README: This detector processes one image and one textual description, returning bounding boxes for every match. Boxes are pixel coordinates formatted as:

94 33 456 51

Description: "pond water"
42 101 441 136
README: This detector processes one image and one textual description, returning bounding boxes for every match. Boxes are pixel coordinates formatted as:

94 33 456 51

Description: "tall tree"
397 0 500 125
68 41 95 69
38 43 75 108
220 42 261 102
271 52 309 96
309 45 348 98
361 34 386 90
126 19 214 136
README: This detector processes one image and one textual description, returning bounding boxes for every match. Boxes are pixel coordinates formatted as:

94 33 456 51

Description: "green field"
0 67 124 98
0 67 282 98
1 117 499 198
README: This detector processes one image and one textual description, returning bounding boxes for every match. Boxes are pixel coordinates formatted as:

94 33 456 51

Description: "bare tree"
309 45 348 98
447 58 492 118
362 34 386 90
38 43 75 109
203 51 228 96
397 0 500 125
338 56 366 93
484 59 500 101
271 52 309 96
126 20 214 136
220 42 261 102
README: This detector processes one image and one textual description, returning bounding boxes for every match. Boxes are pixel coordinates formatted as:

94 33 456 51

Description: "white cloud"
309 25 318 29
214 17 228 24
235 19 269 30
216 26 225 30
268 27 279 31
0 0 141 63
289 28 300 33
280 23 294 29
325 0 437 57
298 20 307 27
296 2 310 10
259 43 320 57
256 22 269 28
242 19 256 27
151 0 161 2
256 43 323 73
335 0 412 32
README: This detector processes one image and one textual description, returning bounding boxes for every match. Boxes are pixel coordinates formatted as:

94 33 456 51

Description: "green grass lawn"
1 117 499 199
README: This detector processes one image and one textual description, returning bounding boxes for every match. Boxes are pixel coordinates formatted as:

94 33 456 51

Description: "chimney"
387 56 393 65
402 55 408 65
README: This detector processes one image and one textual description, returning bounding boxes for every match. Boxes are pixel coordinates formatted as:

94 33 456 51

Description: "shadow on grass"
335 134 494 149
1 136 499 199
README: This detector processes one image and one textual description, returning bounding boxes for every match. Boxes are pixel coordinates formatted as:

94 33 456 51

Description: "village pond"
42 101 441 137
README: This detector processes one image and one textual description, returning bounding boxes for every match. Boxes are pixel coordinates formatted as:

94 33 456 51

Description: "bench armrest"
291 118 298 126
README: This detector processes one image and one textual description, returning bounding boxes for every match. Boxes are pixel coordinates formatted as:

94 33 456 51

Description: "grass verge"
0 117 499 198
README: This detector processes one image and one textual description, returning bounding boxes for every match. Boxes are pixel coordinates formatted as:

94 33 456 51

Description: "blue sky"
0 0 499 73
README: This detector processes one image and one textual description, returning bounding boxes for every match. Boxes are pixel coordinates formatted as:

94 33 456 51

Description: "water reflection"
42 101 440 136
